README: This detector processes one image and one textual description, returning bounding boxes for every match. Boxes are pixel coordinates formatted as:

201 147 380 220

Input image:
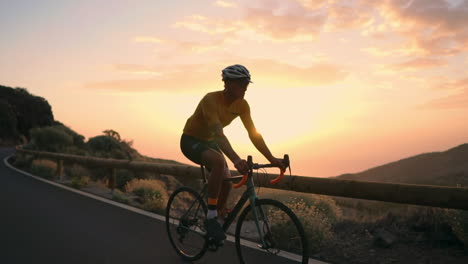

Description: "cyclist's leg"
201 149 227 243
200 139 228 219
180 134 226 243
217 162 232 219
201 149 225 214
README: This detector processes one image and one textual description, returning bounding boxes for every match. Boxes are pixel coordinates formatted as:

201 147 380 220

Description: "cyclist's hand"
234 159 249 175
270 157 286 172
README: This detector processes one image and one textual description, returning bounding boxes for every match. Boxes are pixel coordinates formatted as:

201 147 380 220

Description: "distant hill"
336 144 468 187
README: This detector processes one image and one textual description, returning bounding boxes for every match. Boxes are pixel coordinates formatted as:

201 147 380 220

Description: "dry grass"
125 179 167 197
125 179 169 213
69 164 89 178
30 159 57 179
32 159 57 170
254 187 342 221
232 186 342 253
285 198 335 253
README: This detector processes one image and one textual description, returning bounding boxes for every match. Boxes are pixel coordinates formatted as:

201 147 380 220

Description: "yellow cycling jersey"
183 91 255 141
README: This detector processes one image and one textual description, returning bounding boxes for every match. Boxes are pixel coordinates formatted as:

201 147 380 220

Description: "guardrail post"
108 168 116 193
56 159 64 181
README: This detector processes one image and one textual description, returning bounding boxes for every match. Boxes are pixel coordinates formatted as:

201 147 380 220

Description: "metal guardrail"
15 147 468 210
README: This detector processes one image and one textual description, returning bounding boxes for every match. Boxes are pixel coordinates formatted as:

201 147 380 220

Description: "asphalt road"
0 148 302 264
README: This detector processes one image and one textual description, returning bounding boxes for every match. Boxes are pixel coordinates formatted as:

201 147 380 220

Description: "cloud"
324 1 375 31
434 77 468 90
388 58 447 71
134 37 164 43
421 89 468 109
84 59 348 92
213 0 237 8
114 64 162 75
296 0 329 9
134 33 227 56
171 0 354 41
85 64 219 92
241 1 327 39
166 0 468 57
361 43 425 58
173 15 242 35
250 58 349 86
374 0 468 56
421 76 468 109
170 39 226 54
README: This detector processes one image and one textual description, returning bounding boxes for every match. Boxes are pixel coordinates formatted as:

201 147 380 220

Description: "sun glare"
224 87 326 147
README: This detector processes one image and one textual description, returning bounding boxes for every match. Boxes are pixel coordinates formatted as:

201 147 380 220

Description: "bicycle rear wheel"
235 199 309 263
165 187 208 261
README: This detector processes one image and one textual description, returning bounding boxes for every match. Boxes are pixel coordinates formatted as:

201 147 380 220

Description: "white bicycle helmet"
221 64 253 83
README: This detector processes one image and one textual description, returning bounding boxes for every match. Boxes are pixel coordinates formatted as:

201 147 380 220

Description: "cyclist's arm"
240 108 276 164
211 124 250 174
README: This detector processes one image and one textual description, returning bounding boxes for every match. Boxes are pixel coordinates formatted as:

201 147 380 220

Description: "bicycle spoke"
165 187 208 260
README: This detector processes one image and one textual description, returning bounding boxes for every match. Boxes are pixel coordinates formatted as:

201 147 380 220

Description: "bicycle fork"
248 197 268 249
246 177 271 250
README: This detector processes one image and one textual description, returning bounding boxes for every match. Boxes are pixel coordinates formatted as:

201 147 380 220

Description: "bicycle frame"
167 154 307 262
198 160 277 248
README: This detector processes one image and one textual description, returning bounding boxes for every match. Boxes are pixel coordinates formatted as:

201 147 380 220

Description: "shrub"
126 179 168 214
142 197 166 214
53 122 85 148
259 188 342 224
67 164 88 178
154 174 183 193
445 210 468 249
0 99 18 139
125 179 167 197
13 153 33 169
70 176 90 189
89 167 109 182
30 126 73 152
86 134 133 159
87 135 121 154
30 159 56 179
63 146 87 156
286 198 335 253
112 190 131 204
294 195 342 224
116 170 135 191
132 187 163 202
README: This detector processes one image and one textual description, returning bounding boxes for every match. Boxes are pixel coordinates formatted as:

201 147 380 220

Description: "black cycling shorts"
180 134 222 169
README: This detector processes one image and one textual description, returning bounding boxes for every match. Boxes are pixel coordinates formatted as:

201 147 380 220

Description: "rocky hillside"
336 144 468 187
0 84 54 144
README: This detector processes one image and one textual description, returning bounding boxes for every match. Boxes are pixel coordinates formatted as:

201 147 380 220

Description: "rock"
430 228 461 247
373 228 397 248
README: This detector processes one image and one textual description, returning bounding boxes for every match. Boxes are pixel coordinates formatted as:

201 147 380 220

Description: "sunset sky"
1 0 468 177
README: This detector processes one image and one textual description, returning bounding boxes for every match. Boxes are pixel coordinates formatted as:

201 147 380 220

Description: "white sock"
207 209 218 219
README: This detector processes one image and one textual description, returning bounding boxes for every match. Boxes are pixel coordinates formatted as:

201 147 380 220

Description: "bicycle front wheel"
165 187 208 261
235 199 309 264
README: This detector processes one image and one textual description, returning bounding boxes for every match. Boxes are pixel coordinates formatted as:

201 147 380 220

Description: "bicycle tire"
235 199 309 263
165 187 208 261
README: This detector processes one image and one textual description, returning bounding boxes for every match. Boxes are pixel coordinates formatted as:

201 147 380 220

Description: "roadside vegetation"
3 84 466 263
12 124 181 216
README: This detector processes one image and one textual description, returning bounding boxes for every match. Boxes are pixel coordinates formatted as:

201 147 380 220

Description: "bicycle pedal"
207 243 218 251
207 238 224 251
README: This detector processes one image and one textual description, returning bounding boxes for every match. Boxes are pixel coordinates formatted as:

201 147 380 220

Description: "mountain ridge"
335 143 468 187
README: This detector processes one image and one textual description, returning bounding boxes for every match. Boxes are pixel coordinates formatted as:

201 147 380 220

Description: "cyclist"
180 64 285 245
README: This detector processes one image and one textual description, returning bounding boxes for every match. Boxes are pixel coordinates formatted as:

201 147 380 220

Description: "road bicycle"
165 155 309 263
